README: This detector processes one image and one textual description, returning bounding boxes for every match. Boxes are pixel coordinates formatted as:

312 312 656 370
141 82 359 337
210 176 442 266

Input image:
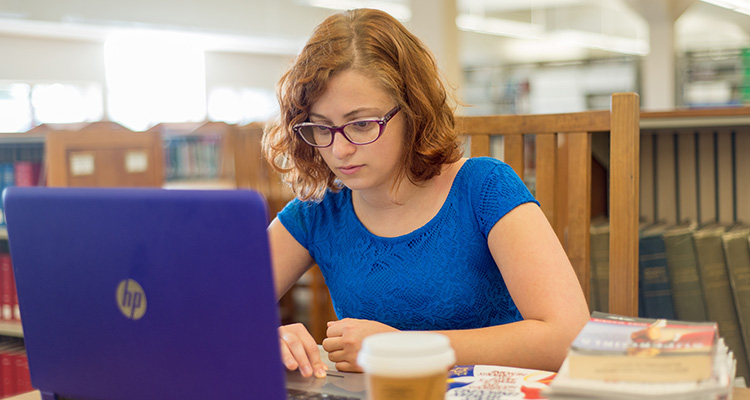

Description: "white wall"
205 51 292 94
0 35 106 83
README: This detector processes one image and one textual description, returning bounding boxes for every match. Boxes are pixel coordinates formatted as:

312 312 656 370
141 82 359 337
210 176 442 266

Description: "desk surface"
7 387 750 400
7 348 749 400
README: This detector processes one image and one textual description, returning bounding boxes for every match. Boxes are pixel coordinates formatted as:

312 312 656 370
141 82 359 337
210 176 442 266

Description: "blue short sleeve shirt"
278 157 539 330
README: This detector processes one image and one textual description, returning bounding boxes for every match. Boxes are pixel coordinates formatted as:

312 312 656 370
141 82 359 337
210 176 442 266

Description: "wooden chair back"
234 122 294 218
456 92 641 317
233 123 333 335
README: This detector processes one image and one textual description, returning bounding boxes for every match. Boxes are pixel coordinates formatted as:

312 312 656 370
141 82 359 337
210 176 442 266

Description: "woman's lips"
338 165 363 175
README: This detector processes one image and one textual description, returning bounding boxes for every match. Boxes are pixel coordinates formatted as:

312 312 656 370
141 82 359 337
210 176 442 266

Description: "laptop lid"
4 187 287 400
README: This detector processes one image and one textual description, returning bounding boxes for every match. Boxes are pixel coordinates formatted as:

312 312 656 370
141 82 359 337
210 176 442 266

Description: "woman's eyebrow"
309 107 382 123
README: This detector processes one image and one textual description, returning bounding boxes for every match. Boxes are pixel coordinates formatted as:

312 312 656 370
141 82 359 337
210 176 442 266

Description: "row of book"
163 135 224 182
589 219 750 382
0 248 20 324
0 340 32 399
545 312 735 400
0 161 44 228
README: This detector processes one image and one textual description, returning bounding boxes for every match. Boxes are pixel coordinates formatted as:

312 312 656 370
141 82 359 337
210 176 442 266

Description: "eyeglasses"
293 106 401 148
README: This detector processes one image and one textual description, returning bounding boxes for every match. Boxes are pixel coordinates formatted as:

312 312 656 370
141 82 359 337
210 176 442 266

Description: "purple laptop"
3 187 286 400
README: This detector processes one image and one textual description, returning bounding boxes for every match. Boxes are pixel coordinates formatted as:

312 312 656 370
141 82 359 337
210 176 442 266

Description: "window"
0 83 32 132
207 87 276 125
32 83 103 124
105 32 207 131
0 81 103 133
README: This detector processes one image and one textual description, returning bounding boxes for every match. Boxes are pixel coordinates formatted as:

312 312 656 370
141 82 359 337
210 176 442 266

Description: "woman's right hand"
279 323 329 378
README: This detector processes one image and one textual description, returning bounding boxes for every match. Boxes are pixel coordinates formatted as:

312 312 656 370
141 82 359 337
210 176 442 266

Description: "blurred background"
0 0 749 132
0 2 749 376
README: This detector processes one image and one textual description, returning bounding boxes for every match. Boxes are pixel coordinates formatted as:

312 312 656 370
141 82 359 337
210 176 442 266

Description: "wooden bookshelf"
639 106 750 225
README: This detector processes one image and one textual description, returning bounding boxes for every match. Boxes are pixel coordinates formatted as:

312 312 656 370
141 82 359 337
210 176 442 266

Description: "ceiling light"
457 14 649 56
550 30 650 56
307 0 411 21
456 14 544 40
700 0 750 15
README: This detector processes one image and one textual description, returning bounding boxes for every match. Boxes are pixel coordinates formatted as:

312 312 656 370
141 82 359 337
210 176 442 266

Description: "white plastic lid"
357 332 456 378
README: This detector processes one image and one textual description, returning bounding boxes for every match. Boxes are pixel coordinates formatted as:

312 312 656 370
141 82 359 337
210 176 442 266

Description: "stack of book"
589 220 750 382
545 312 736 399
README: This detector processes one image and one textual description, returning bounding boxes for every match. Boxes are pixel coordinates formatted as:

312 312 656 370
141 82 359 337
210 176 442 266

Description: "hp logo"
116 279 147 320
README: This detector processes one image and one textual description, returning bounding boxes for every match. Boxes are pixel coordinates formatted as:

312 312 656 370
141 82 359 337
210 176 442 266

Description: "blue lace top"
278 157 539 331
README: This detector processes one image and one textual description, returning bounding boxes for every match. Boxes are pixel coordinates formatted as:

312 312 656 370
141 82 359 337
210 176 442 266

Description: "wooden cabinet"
46 128 163 187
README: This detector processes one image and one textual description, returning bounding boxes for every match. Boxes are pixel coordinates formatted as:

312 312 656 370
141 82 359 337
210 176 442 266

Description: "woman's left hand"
322 318 398 372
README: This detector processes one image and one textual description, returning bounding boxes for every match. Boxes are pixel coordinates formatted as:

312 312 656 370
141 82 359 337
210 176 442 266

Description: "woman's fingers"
279 323 328 378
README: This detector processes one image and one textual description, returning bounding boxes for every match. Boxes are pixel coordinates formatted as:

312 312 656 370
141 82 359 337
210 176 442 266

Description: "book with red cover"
14 351 32 394
13 161 42 187
0 343 24 398
0 253 14 321
568 312 718 382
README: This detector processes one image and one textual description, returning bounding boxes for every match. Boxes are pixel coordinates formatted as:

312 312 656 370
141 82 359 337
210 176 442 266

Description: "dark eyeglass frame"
292 105 401 148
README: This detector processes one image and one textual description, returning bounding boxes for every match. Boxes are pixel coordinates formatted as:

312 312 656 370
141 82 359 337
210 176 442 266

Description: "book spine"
664 231 708 321
13 161 42 187
1 350 16 397
0 342 31 398
694 230 750 380
590 225 609 312
0 253 13 322
722 228 750 377
638 234 676 319
14 351 31 394
0 163 14 228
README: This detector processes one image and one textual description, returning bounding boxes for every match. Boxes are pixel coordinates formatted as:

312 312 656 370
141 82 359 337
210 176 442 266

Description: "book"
722 223 750 376
693 222 750 381
565 312 718 383
546 334 735 400
639 223 677 319
589 219 609 312
0 341 28 398
13 161 42 187
663 221 708 322
446 364 556 399
0 163 15 227
0 252 15 321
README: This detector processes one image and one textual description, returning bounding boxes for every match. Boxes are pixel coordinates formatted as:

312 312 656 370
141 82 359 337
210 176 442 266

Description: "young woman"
262 8 589 379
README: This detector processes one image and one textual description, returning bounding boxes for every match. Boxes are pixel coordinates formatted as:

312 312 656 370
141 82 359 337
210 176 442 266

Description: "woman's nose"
329 131 356 159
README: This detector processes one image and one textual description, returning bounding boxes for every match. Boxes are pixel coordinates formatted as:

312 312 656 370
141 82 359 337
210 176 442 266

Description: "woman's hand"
279 323 328 378
322 318 398 372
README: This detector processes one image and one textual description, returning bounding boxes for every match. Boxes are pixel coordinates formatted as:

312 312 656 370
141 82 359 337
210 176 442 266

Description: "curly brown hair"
263 8 462 201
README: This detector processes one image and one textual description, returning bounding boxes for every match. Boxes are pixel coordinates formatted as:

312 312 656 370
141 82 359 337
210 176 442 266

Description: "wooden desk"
7 386 750 399
7 346 750 400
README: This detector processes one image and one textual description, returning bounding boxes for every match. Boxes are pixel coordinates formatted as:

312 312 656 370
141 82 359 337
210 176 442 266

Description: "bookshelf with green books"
722 223 750 379
588 106 750 381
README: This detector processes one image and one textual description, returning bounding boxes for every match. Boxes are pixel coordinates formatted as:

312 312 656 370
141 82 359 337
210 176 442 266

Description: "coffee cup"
357 331 455 400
